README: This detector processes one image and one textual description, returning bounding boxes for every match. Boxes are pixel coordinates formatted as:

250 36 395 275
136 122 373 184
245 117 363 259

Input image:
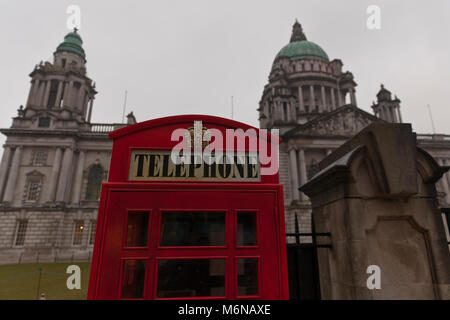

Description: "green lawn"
0 262 91 300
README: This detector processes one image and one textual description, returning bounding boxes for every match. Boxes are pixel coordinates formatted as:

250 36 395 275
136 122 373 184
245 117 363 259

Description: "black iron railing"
285 213 332 248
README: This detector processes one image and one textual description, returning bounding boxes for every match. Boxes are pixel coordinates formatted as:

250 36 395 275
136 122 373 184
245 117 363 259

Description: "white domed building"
258 21 450 243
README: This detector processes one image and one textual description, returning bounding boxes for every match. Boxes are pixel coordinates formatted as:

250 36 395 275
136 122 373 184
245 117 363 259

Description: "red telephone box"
87 115 289 300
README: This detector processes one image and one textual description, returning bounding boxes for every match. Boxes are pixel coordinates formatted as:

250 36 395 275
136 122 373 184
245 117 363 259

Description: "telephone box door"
91 187 284 299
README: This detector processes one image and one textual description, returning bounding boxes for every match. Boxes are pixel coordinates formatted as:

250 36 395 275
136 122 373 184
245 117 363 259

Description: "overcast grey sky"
1 0 449 154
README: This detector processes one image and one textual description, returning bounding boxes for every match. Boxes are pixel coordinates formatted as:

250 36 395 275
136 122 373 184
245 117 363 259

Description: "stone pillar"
301 123 450 299
42 80 52 108
437 159 450 204
321 86 327 112
331 88 336 110
391 107 399 123
64 81 74 108
0 146 12 201
82 94 89 119
56 147 74 202
37 81 46 107
87 98 94 123
290 101 297 122
54 81 63 108
445 159 450 191
380 106 389 122
3 146 22 203
71 150 86 204
289 148 300 200
298 86 304 112
62 81 69 107
309 85 315 112
46 147 63 202
380 107 385 121
26 81 35 107
76 86 85 111
298 148 307 201
337 88 343 106
30 79 40 106
350 88 357 106
397 107 403 123
277 101 282 121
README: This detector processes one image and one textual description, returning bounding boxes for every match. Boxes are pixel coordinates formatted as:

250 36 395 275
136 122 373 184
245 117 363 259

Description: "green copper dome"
56 29 86 59
275 40 329 63
272 20 329 67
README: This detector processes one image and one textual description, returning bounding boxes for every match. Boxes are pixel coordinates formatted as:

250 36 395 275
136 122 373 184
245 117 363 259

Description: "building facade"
0 22 449 265
0 30 135 264
258 21 450 242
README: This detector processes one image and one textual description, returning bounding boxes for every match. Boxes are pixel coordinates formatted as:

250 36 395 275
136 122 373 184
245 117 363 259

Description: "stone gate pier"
300 123 450 299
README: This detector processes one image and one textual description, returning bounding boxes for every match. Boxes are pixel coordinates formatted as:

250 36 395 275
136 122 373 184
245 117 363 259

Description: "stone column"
321 86 327 112
289 148 300 200
87 98 94 123
290 101 296 122
310 86 315 112
298 86 304 112
391 107 399 123
76 86 85 111
3 146 22 203
438 159 450 204
298 148 307 200
46 147 63 202
380 106 387 122
54 81 63 108
386 107 393 122
331 88 336 110
30 79 40 106
277 101 282 121
71 150 86 204
0 146 12 201
397 107 403 123
64 81 74 108
56 147 74 202
379 107 385 121
445 159 450 190
82 94 89 118
337 88 343 106
42 80 52 108
26 81 35 107
350 88 357 106
62 82 69 107
36 81 46 107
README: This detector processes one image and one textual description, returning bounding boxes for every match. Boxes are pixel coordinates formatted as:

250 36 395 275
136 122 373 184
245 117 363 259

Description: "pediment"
286 105 381 137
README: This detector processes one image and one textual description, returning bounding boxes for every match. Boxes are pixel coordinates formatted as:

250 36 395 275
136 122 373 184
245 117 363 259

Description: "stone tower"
371 84 402 123
25 29 97 124
0 30 131 264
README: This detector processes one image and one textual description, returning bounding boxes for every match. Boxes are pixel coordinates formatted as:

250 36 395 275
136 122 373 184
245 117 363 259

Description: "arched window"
85 164 104 201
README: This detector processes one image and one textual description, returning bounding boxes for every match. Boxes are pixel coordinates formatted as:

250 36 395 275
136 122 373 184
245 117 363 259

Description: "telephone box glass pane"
126 212 149 247
237 212 257 246
237 258 258 296
160 212 225 246
121 260 146 299
157 259 225 298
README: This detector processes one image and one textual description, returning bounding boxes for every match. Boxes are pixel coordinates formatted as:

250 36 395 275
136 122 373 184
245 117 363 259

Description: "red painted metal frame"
87 115 289 300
